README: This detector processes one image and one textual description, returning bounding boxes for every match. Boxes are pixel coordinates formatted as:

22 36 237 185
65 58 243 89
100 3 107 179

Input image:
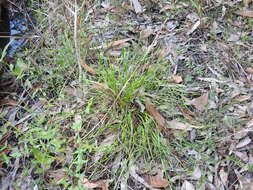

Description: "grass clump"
11 40 187 188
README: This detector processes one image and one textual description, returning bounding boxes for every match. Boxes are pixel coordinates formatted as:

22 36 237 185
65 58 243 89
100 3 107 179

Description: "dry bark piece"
234 10 253 17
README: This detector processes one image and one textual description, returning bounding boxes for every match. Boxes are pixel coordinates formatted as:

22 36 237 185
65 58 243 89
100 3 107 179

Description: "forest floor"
1 0 253 189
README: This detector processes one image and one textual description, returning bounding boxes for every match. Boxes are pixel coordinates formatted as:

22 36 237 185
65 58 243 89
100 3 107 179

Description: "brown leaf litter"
145 170 170 188
188 93 209 113
234 10 253 18
145 101 202 136
82 178 111 190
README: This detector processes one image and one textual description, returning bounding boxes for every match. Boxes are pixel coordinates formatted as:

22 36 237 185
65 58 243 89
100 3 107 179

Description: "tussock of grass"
17 45 187 188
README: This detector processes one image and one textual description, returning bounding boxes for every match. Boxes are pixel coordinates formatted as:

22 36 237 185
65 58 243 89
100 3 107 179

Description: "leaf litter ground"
1 0 253 189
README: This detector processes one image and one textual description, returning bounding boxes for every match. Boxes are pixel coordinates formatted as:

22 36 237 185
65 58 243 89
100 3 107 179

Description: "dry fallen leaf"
80 58 97 75
167 120 201 131
107 38 132 49
236 136 251 149
140 28 153 40
179 107 194 121
234 151 249 163
129 165 154 189
187 20 201 35
235 10 253 17
99 180 110 190
47 169 66 184
192 166 201 180
82 178 99 189
171 75 183 84
235 95 251 102
91 83 109 90
219 167 228 186
82 178 110 190
145 101 174 136
160 4 175 13
181 180 195 190
145 101 166 127
189 93 209 112
146 170 170 188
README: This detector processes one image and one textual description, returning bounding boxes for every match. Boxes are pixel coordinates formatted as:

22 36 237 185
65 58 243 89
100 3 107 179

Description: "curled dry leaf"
146 170 170 188
234 10 253 17
189 93 209 112
179 107 194 121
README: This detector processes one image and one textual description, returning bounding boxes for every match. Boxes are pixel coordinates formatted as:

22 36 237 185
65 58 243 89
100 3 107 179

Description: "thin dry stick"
64 0 83 82
73 0 83 82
